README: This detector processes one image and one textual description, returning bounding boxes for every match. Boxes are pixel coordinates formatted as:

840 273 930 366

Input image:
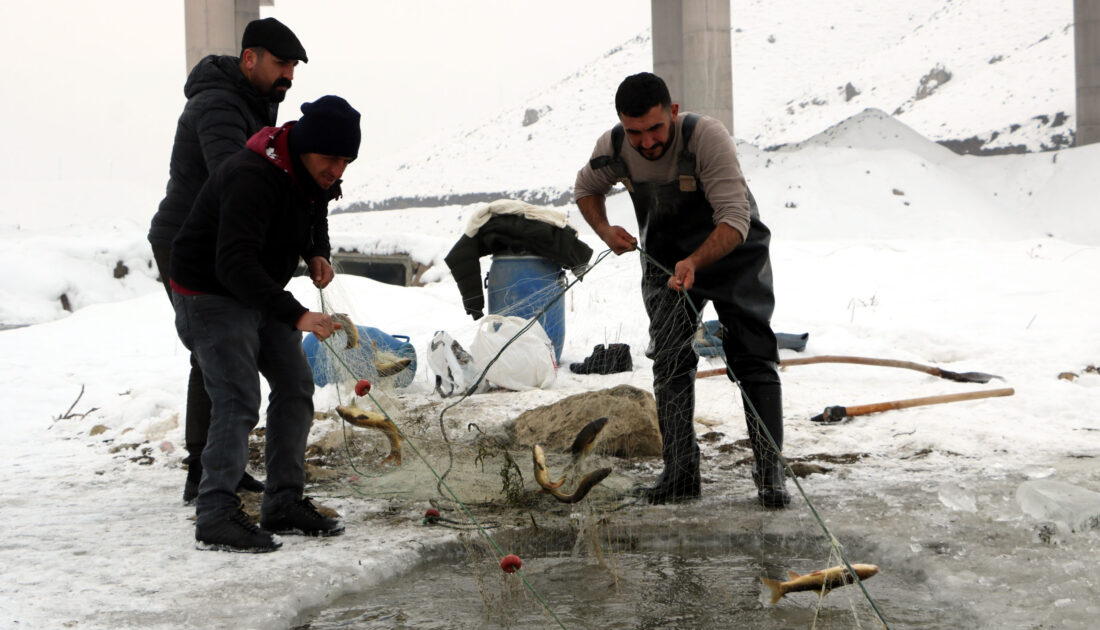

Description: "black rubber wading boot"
638 462 701 504
639 375 702 504
742 382 791 508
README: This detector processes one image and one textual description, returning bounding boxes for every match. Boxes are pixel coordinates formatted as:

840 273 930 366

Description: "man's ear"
240 48 258 71
670 103 679 118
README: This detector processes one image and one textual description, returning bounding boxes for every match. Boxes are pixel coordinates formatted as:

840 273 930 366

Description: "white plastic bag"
469 315 557 391
427 330 485 397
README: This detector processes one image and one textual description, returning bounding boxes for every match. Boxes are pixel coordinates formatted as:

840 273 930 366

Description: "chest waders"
590 114 790 507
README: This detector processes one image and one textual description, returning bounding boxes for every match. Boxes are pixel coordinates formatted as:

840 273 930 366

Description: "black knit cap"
290 96 361 159
241 17 308 63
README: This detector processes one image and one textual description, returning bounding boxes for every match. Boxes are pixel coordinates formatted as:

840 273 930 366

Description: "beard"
268 77 292 103
639 142 667 160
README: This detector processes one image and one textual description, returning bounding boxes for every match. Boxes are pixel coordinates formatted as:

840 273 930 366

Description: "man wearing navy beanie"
170 96 361 552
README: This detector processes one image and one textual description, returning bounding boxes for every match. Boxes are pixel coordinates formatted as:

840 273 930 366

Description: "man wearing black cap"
148 17 308 504
170 95 361 552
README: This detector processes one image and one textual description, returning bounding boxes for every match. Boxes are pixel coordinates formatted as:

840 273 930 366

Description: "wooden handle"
697 356 938 380
698 355 999 384
840 388 1015 418
781 355 940 374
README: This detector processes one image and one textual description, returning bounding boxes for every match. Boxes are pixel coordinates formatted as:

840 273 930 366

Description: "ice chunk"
1016 479 1100 533
937 482 977 512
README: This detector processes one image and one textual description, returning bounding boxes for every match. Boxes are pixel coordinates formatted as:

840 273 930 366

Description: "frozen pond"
296 455 1100 629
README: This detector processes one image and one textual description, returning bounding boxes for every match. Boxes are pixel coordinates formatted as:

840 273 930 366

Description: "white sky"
0 0 649 189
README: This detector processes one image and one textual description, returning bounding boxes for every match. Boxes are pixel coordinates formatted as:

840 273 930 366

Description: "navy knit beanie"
290 96 361 159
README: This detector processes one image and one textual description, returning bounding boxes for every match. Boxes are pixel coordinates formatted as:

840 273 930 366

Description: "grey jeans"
173 293 314 526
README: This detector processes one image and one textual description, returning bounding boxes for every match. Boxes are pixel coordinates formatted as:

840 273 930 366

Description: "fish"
761 563 879 604
375 356 413 377
532 444 567 490
569 416 609 468
532 444 611 503
335 404 402 466
369 338 413 377
331 313 359 349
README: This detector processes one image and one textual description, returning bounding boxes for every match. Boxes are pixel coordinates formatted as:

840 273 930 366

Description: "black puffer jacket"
170 123 334 327
444 215 593 319
148 55 278 247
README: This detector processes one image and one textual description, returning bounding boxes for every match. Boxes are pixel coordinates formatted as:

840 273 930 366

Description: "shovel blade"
939 369 1000 384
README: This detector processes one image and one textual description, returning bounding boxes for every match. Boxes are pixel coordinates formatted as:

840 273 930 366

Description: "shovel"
696 355 1001 384
810 387 1015 423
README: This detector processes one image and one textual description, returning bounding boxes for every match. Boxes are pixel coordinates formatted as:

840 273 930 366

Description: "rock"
916 64 952 100
507 384 661 457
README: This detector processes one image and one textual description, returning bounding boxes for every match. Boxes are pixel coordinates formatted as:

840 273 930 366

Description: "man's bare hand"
597 225 638 255
668 259 697 292
308 256 335 288
296 311 337 340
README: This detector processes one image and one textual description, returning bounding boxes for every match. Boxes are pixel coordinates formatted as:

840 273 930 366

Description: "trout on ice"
761 563 879 604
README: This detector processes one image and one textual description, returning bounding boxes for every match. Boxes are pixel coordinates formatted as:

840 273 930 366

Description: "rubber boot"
640 371 701 504
742 382 790 508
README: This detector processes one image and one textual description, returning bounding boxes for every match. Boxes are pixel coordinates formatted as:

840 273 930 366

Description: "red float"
500 554 522 574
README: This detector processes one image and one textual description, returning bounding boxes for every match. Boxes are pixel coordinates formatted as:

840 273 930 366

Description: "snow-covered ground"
2 1 1098 628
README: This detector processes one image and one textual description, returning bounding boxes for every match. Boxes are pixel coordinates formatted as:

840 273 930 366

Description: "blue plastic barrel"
486 255 566 362
302 325 417 388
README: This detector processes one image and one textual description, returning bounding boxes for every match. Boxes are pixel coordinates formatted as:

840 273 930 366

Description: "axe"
810 387 1015 423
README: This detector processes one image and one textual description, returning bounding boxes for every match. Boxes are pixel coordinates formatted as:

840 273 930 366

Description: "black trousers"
152 244 212 468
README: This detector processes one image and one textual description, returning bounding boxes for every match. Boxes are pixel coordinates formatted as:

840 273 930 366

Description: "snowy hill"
338 0 1074 211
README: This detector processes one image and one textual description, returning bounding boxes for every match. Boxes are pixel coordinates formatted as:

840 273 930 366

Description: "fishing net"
289 239 899 629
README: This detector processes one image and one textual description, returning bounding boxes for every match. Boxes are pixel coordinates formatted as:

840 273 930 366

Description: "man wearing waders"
573 73 789 508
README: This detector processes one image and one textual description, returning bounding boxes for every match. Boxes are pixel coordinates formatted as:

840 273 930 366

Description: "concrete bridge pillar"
1076 0 1100 146
651 0 733 135
184 0 270 75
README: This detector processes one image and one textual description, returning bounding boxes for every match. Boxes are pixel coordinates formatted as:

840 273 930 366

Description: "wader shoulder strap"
677 114 700 192
588 124 634 192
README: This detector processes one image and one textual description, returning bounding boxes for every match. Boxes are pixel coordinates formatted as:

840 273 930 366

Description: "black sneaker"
261 497 345 537
237 472 265 494
184 470 263 504
195 509 282 553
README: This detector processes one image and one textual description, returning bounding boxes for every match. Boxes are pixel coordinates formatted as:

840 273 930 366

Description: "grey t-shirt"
573 112 751 240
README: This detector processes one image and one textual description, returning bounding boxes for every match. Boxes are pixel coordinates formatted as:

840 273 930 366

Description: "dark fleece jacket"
444 215 593 319
149 55 278 247
170 122 335 327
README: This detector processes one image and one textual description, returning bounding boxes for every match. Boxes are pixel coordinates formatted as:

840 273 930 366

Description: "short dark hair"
615 72 672 117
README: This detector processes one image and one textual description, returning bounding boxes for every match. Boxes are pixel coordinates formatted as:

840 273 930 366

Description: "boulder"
508 384 661 457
